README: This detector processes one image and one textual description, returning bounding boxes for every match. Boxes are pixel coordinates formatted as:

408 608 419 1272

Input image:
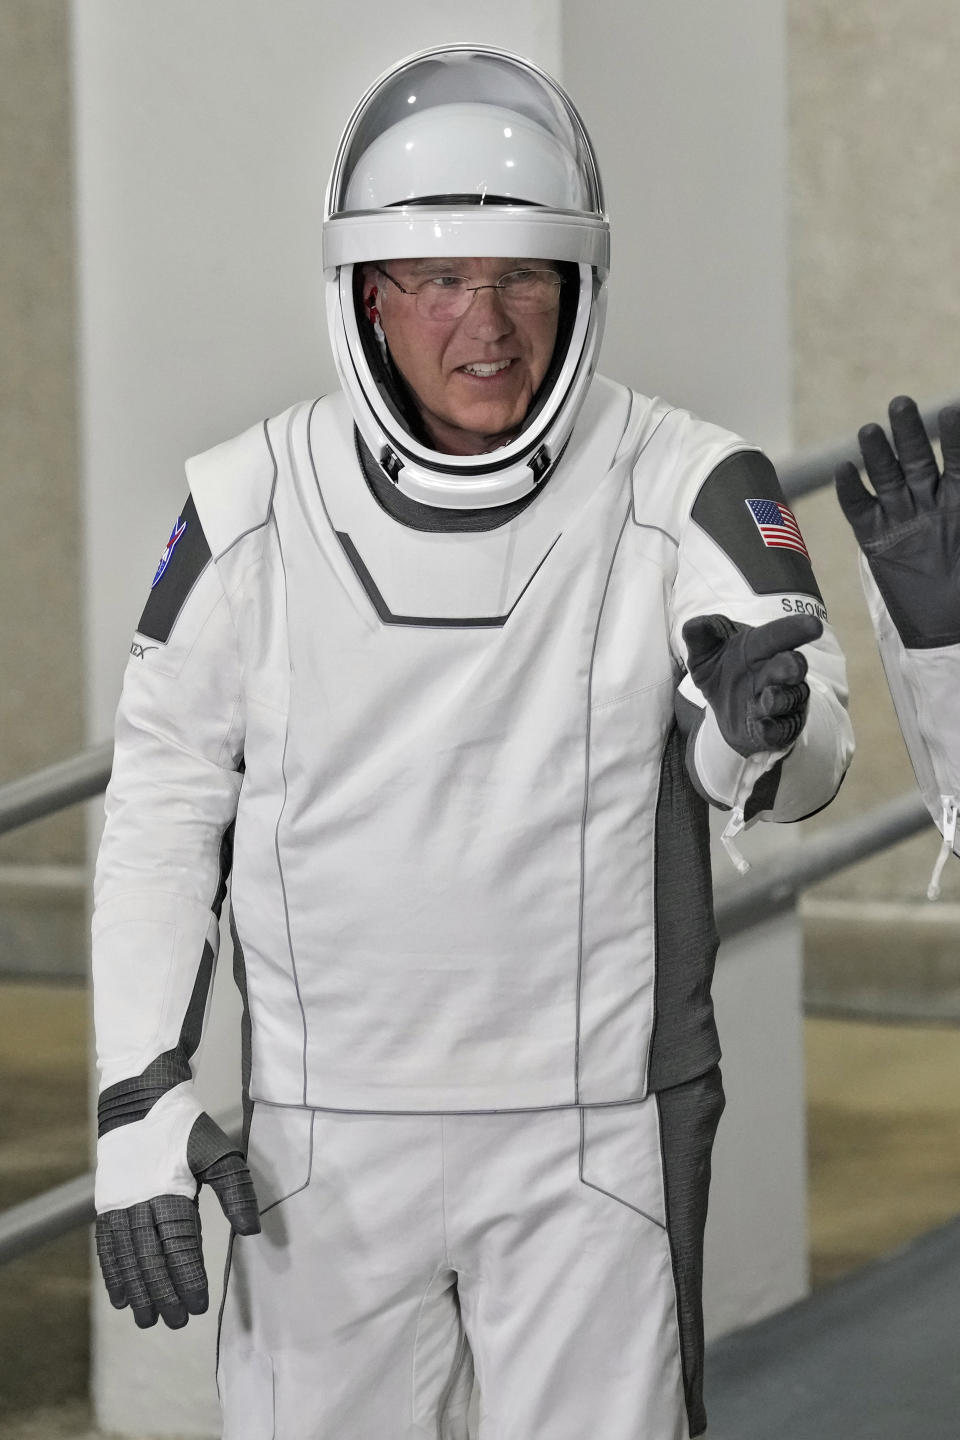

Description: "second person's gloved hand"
835 395 960 648
682 611 823 757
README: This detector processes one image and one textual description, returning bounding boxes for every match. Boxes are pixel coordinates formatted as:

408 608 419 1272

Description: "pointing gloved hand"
95 1111 260 1330
682 612 823 757
835 396 960 648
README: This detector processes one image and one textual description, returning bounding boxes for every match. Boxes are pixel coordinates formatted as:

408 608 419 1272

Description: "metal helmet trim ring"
322 207 609 274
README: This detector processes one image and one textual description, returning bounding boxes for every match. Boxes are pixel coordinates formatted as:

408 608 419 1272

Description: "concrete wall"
0 2 83 888
787 0 960 907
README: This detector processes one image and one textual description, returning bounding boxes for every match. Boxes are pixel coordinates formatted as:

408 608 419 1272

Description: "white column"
562 0 792 454
706 912 809 1334
561 0 807 1336
73 4 561 1434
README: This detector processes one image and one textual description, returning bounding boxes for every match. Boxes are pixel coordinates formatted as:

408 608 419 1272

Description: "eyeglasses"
375 266 564 321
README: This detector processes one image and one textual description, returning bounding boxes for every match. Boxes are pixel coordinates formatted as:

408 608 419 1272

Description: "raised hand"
835 395 960 647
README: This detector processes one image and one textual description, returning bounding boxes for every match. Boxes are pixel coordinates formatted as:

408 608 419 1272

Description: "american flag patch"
745 498 810 559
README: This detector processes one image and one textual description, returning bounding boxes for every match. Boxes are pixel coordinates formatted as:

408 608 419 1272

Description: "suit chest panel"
271 476 636 784
590 521 681 715
232 402 687 792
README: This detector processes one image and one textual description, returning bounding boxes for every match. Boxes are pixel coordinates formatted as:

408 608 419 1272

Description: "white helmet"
323 46 609 509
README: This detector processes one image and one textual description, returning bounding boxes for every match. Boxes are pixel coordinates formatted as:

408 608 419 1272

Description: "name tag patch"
781 595 827 622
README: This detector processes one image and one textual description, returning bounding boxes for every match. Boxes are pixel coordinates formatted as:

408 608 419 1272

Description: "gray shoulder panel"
136 494 212 644
691 450 823 603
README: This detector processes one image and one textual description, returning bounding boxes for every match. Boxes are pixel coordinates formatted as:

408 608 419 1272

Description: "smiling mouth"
459 359 515 378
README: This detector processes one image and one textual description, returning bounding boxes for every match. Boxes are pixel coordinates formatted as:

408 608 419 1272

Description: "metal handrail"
0 741 113 836
776 392 959 501
0 1175 94 1266
714 789 931 937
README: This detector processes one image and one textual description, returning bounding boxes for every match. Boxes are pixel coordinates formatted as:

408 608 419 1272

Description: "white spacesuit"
93 46 854 1440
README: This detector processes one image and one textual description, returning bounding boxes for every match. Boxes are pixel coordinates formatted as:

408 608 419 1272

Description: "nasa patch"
136 495 211 644
152 516 187 588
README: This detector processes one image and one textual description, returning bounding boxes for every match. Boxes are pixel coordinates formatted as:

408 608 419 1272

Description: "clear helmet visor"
326 46 604 224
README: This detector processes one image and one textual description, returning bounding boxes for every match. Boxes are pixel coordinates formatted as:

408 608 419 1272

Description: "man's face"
365 258 561 456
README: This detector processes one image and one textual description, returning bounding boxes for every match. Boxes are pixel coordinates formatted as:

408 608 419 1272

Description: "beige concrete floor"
0 984 91 1435
1 983 958 1437
805 1014 960 1287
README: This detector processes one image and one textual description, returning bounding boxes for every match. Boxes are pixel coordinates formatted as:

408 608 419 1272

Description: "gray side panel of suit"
659 1065 726 1438
648 724 721 1092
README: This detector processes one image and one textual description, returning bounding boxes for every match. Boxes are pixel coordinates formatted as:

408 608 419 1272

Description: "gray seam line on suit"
309 391 562 627
573 500 634 1104
440 1116 451 1264
204 419 279 764
634 522 680 547
258 1107 316 1216
250 1096 655 1115
215 689 245 771
570 384 642 1105
334 527 562 627
270 416 312 1106
211 417 281 561
577 1108 667 1230
214 1227 233 1396
435 1325 472 1439
408 1258 451 1430
642 730 669 1097
590 674 678 713
304 394 361 577
628 405 673 528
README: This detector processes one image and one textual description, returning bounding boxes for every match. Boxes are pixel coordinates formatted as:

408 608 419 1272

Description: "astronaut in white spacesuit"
836 396 960 896
92 46 853 1440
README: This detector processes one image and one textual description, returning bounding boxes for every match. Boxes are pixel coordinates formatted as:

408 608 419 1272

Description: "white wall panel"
563 0 792 454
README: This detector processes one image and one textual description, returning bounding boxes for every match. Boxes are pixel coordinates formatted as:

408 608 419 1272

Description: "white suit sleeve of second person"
92 498 245 1211
861 555 960 862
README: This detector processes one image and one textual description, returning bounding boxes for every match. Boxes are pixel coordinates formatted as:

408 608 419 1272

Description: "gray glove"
682 612 823 757
95 1112 260 1330
835 395 960 647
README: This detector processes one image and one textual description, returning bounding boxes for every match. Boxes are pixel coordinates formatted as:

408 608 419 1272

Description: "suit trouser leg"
445 1082 719 1440
217 1072 722 1439
217 1104 473 1440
